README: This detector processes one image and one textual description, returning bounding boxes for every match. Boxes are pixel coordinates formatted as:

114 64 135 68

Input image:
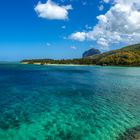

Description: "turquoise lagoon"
0 64 140 140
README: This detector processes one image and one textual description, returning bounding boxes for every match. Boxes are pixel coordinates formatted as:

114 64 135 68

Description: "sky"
0 0 140 61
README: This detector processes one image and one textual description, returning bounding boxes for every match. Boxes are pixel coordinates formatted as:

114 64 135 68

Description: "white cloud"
34 0 72 20
99 5 104 11
85 25 92 30
82 1 87 6
103 0 110 3
97 38 109 50
69 32 86 41
70 46 77 50
62 25 66 29
69 0 140 49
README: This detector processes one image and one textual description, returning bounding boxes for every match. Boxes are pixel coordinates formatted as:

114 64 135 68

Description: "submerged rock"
117 125 140 140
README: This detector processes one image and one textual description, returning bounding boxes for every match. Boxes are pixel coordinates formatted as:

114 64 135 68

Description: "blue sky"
0 0 140 61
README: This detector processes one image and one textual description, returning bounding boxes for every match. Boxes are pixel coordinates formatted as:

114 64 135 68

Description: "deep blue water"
0 64 140 140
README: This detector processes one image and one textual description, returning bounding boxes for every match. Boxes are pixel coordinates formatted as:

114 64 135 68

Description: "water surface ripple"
0 64 140 140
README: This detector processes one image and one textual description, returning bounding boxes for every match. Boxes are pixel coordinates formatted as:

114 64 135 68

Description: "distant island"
21 43 140 66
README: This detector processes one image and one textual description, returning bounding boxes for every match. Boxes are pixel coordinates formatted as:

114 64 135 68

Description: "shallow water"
0 64 140 140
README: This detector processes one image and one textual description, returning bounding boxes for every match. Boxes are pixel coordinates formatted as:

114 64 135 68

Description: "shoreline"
21 62 95 67
20 62 140 67
44 64 94 66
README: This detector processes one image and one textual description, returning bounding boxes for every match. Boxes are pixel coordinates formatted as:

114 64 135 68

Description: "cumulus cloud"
69 0 140 49
103 0 110 3
69 32 86 41
34 0 72 20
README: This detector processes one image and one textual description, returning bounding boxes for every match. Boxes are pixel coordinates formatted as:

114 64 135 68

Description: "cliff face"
82 48 101 58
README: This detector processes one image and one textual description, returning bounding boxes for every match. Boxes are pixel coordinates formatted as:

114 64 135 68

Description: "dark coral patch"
117 125 140 140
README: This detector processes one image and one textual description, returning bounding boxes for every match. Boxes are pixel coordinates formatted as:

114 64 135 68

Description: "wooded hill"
90 43 140 66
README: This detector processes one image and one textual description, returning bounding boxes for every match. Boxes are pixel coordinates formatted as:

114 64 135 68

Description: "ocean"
0 64 140 140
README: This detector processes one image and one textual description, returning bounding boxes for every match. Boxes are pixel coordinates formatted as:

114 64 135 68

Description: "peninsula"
21 43 140 66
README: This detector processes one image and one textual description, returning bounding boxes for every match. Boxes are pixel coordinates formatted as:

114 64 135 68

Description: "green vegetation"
21 58 96 65
21 43 140 66
89 43 140 66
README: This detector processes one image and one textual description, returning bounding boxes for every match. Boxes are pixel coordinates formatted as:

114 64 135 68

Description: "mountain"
89 43 140 66
83 48 101 58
